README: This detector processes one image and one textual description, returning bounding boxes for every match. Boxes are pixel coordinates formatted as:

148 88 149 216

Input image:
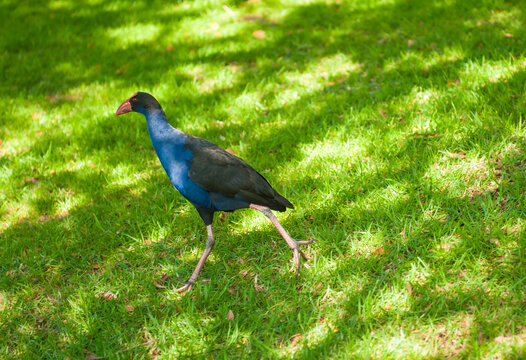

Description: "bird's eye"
132 98 138 102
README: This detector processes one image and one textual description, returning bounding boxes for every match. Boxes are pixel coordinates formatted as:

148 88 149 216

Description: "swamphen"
116 92 314 293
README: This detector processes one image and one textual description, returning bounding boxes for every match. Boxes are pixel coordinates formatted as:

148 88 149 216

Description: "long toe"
289 238 315 277
298 238 317 245
292 248 301 276
176 282 194 294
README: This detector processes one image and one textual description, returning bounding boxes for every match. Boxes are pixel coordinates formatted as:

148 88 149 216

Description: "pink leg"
250 204 315 276
176 224 214 294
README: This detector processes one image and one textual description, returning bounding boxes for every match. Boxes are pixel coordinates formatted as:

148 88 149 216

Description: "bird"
116 92 314 293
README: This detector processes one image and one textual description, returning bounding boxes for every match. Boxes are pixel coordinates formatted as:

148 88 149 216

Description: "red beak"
116 99 132 116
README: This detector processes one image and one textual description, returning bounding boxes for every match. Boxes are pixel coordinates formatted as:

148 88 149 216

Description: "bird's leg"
250 204 315 276
176 224 215 294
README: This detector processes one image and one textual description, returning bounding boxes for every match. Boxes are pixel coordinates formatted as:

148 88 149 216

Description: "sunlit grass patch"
425 154 499 199
108 24 163 47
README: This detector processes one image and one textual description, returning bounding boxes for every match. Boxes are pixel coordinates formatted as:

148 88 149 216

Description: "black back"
185 135 294 212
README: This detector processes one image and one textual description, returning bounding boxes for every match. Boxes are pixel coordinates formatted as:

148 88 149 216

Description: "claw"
290 238 315 277
176 281 194 294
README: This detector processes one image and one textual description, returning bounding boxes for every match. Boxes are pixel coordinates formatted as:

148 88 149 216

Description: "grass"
1 0 525 358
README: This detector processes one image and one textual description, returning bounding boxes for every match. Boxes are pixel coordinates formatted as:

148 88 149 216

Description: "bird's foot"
290 238 317 277
175 280 195 294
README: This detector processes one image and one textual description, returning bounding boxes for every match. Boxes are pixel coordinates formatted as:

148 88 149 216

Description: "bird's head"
116 92 162 116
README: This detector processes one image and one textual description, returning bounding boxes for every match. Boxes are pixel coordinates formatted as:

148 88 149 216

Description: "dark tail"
271 193 294 212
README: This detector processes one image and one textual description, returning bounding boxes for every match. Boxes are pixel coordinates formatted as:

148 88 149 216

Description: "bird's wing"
185 135 292 210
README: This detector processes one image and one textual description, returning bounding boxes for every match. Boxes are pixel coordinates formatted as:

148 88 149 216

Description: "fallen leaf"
406 282 413 296
226 310 235 321
242 14 263 21
254 277 266 291
240 270 250 278
25 177 40 184
88 164 97 168
446 151 466 159
407 39 414 47
373 246 385 255
36 131 43 137
86 354 103 360
290 334 302 348
102 292 117 300
252 30 265 39
227 286 237 296
225 148 237 155
379 109 387 118
148 344 161 359
436 243 452 250
125 305 134 313
165 45 173 51
490 238 500 245
504 33 514 38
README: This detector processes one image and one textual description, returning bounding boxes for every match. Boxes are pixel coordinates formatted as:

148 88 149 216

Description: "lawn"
1 0 525 358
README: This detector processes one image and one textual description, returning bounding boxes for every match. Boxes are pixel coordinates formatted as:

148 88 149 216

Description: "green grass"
1 0 526 358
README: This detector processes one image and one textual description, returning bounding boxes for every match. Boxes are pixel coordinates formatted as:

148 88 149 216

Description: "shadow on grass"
1 0 526 358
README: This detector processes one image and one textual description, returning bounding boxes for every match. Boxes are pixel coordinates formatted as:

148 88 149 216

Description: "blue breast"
146 112 211 208
145 111 249 212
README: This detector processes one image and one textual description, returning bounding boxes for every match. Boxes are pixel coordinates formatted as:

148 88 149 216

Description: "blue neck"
143 109 186 147
140 108 212 207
